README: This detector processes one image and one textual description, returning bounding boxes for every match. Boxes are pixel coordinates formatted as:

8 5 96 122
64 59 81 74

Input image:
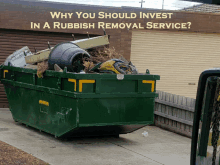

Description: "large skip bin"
0 65 160 138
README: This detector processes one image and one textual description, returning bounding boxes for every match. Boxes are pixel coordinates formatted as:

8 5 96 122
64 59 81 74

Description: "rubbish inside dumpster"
25 47 53 64
98 59 138 74
37 60 49 78
83 47 138 74
0 32 160 138
4 46 32 67
5 34 138 75
54 64 63 72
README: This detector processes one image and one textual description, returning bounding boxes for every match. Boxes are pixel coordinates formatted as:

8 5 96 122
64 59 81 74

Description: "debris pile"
86 46 121 64
4 33 139 77
84 47 138 74
83 47 123 72
37 60 49 78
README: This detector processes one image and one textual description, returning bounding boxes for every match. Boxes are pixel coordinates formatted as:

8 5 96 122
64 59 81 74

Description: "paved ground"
0 108 191 165
0 140 49 165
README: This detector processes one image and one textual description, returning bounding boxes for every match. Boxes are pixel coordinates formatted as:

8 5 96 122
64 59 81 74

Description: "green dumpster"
0 65 160 138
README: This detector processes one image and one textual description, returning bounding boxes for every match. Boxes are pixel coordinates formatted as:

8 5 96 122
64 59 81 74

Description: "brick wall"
1 0 220 60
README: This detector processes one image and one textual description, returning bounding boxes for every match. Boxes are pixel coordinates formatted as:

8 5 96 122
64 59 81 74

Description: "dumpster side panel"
97 80 136 93
4 84 78 137
78 97 154 126
4 85 22 118
38 92 78 137
4 85 40 125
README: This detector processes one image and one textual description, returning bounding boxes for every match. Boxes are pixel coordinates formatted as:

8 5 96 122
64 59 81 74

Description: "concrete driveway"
0 108 191 165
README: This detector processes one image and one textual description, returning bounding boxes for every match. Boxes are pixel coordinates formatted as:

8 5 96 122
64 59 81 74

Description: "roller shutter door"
0 29 96 108
131 30 220 99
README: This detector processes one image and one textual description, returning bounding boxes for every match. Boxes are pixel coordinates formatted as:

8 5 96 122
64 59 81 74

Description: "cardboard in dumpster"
4 46 32 67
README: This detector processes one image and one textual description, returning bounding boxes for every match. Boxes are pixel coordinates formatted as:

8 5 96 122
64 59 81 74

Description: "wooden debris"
25 48 53 64
72 35 109 49
54 64 63 72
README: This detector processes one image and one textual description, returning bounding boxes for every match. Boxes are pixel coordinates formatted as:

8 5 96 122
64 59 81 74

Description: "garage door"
131 30 220 99
0 29 96 108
